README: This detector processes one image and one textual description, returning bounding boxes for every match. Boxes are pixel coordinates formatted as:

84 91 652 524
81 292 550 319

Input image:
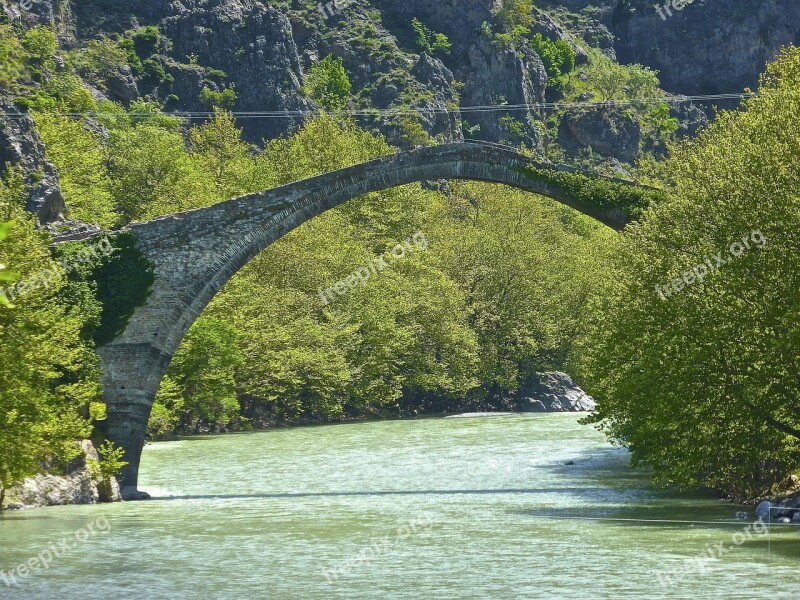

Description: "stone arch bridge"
58 142 655 499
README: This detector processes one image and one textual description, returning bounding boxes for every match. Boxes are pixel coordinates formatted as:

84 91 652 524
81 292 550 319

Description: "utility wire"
0 92 759 120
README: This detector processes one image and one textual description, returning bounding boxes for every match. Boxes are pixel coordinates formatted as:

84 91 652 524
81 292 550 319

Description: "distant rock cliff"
4 0 799 159
612 0 800 95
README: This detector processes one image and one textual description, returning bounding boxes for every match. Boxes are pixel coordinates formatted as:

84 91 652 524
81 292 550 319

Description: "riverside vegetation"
0 12 798 505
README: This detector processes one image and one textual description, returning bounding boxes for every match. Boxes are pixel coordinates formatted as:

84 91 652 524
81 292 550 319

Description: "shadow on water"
510 503 800 561
148 486 606 502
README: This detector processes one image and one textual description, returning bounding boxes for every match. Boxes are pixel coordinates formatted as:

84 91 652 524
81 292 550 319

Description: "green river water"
1 413 798 599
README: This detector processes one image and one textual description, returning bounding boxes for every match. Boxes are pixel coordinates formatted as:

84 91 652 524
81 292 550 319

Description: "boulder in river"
514 372 596 412
756 493 800 521
756 500 776 521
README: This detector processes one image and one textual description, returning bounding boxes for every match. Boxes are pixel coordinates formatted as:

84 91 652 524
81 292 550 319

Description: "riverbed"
1 414 798 598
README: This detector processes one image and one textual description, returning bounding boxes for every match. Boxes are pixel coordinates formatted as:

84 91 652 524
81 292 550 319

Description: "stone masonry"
57 142 644 499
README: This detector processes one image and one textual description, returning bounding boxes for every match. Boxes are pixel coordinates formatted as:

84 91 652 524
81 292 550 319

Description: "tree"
304 55 352 111
647 102 679 134
530 33 576 80
160 317 244 433
575 47 800 501
108 121 214 221
625 63 661 100
492 0 534 45
585 56 630 101
34 111 119 228
189 108 256 199
0 222 17 307
0 179 97 506
0 24 26 92
69 37 130 91
199 85 237 110
411 18 452 57
21 26 57 68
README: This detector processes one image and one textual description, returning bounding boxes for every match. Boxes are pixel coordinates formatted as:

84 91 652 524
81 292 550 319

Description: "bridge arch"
73 142 651 498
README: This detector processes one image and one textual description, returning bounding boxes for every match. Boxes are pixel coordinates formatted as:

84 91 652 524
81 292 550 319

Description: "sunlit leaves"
576 47 800 500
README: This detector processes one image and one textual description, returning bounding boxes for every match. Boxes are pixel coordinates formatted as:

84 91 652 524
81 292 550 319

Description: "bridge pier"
97 343 172 500
105 392 153 500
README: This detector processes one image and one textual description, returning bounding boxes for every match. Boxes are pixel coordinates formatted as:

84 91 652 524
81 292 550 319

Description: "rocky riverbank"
754 493 800 523
1 441 121 511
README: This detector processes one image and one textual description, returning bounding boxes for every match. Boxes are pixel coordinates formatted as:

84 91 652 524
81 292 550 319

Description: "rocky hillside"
611 0 800 95
1 0 798 221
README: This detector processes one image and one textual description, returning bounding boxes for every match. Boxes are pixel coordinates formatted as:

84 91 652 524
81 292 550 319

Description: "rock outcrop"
159 1 312 143
375 0 547 148
1 441 122 511
560 106 641 162
0 101 66 224
514 372 596 412
612 0 800 96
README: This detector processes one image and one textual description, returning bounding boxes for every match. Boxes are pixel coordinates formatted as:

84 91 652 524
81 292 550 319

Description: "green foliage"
199 85 237 110
304 55 352 111
648 102 680 134
584 55 660 102
34 112 118 227
395 114 433 147
149 377 183 440
530 33 576 80
132 25 160 55
489 0 533 47
70 37 130 90
142 57 168 82
107 115 214 220
411 18 452 57
90 233 155 346
494 0 533 39
0 179 96 496
575 47 800 500
499 114 527 143
0 24 26 91
189 108 256 198
21 26 57 67
88 440 128 482
514 164 660 219
151 318 244 434
0 222 17 307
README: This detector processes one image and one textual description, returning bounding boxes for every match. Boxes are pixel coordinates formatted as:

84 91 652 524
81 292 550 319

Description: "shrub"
411 18 451 57
304 55 352 111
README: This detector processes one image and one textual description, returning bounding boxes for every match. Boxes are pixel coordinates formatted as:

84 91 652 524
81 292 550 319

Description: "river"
1 413 798 598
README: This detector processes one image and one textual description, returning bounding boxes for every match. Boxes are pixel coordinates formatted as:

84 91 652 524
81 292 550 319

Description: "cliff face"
3 0 799 166
612 0 800 95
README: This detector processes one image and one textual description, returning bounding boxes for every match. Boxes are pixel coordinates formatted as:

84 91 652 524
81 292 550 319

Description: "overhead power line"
0 92 759 120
